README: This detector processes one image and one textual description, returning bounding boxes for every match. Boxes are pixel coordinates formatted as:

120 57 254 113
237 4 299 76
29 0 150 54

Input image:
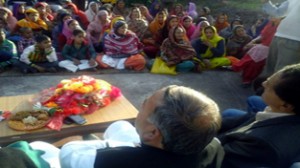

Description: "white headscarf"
85 2 99 22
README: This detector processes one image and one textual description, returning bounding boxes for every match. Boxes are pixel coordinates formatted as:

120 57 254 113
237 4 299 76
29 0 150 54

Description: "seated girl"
96 20 146 71
59 29 98 73
226 25 252 59
192 26 230 69
57 19 81 52
127 7 148 40
190 20 210 41
160 25 196 72
181 15 196 41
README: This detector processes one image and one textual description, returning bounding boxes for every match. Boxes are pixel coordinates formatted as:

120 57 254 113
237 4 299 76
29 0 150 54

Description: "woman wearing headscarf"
198 6 215 25
127 7 148 40
149 0 161 17
86 10 111 52
14 8 48 33
52 12 72 51
226 25 252 59
182 15 196 40
156 15 179 45
190 20 210 41
192 26 230 69
112 0 129 18
85 1 99 22
214 13 230 33
219 18 243 41
96 20 146 71
139 5 153 23
160 25 196 72
187 2 198 20
0 7 17 32
57 19 81 52
64 2 89 30
12 2 26 20
149 11 167 36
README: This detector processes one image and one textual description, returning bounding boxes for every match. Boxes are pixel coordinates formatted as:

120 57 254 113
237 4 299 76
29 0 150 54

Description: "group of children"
0 0 277 86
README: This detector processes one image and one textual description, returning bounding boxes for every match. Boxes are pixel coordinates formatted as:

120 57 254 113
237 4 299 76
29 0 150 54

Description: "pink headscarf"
190 20 210 41
62 19 79 39
182 16 196 40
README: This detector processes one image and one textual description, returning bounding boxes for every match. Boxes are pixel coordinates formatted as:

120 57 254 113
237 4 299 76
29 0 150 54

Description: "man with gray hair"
60 85 222 168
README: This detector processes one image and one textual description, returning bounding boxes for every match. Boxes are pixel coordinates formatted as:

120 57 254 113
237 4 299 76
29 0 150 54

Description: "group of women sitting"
0 0 276 83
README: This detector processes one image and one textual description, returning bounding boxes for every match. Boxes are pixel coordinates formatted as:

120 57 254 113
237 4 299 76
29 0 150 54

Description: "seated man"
60 85 222 168
219 63 300 167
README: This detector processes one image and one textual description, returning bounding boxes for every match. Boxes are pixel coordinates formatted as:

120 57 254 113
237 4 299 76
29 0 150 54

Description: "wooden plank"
0 94 138 145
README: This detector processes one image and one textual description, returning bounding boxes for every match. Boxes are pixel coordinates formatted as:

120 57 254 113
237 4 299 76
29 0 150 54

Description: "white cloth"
101 54 127 69
58 59 98 72
29 141 61 168
255 106 294 121
263 0 300 42
60 120 140 168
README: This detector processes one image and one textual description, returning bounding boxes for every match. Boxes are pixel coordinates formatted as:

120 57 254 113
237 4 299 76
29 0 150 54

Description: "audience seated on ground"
192 26 230 69
126 7 148 40
17 27 35 55
0 28 18 72
86 9 111 53
214 13 230 33
139 5 153 23
64 2 89 29
59 29 98 73
16 34 58 73
229 18 280 86
226 25 252 59
219 18 243 41
181 15 196 41
96 20 146 71
112 0 129 18
190 20 210 41
160 25 196 72
219 64 300 168
85 1 99 22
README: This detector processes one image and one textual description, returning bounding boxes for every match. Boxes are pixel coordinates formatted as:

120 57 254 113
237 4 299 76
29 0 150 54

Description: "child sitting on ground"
0 28 18 72
17 27 35 55
59 29 98 72
17 35 58 73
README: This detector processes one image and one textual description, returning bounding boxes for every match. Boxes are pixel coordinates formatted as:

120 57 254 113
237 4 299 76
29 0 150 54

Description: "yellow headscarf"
17 8 48 30
200 26 225 58
105 15 124 33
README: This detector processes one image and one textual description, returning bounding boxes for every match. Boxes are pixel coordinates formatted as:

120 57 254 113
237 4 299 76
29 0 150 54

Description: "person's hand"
203 40 213 48
89 58 97 66
33 65 46 72
73 59 81 65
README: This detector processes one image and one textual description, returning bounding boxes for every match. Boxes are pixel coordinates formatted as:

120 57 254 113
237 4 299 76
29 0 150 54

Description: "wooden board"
0 94 138 145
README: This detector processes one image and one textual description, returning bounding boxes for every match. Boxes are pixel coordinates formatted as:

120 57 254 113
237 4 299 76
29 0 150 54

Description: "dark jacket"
219 115 300 168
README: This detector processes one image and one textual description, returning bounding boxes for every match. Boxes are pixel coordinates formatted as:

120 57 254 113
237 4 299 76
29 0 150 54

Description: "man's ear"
142 125 161 141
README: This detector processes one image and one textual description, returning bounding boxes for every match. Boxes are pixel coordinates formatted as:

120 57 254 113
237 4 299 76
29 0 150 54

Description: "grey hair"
148 85 221 155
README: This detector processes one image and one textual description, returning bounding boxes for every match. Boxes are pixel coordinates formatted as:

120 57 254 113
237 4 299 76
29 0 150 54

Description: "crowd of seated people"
0 0 295 87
